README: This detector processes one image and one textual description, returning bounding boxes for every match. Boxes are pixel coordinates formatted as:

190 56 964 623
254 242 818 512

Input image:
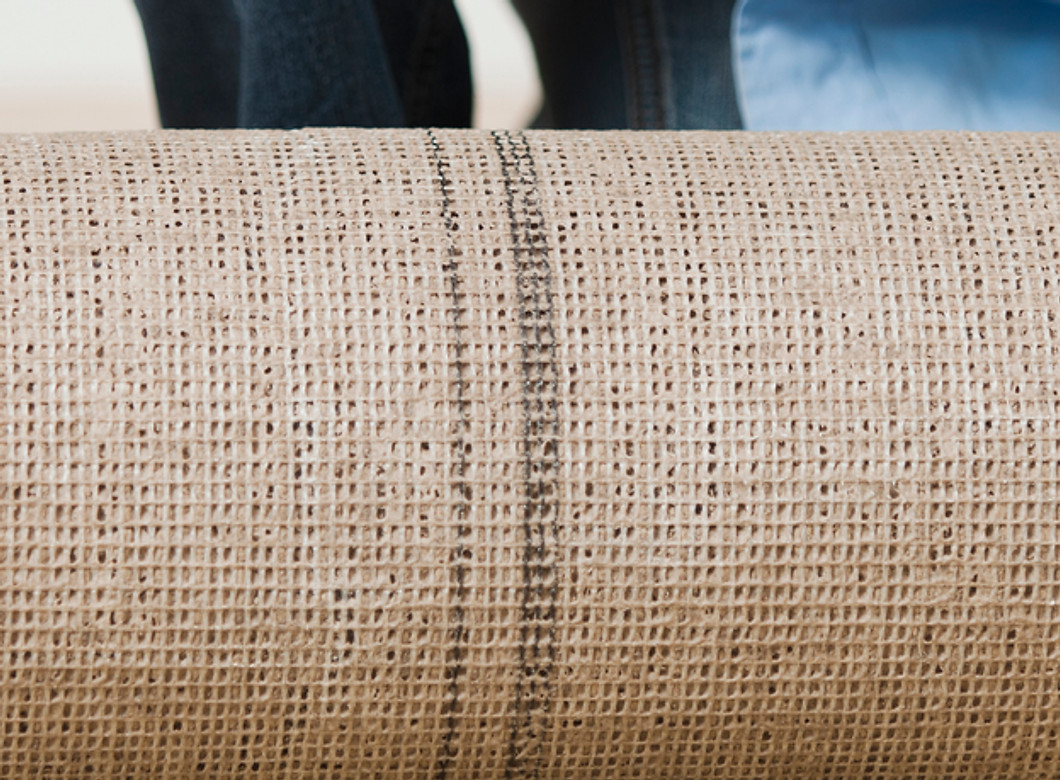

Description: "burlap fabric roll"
2 129 1060 779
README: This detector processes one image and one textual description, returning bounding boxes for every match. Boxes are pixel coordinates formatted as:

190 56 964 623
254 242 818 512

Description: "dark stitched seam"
494 129 533 780
645 0 669 129
509 132 547 714
428 129 470 780
614 1 642 129
494 129 560 780
512 133 544 758
517 133 561 780
616 0 667 129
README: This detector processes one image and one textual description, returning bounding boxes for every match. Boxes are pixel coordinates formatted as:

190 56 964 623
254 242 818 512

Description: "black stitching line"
506 134 558 765
510 131 544 762
493 129 560 780
519 133 561 780
616 0 668 129
428 129 470 780
494 128 533 780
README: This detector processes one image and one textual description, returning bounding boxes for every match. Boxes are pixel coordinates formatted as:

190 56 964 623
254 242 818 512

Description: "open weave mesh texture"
2 129 1060 779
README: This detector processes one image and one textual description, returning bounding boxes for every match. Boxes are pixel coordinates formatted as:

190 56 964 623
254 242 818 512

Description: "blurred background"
0 0 541 132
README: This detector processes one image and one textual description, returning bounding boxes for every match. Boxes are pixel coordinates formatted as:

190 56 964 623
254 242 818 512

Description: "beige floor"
0 0 539 133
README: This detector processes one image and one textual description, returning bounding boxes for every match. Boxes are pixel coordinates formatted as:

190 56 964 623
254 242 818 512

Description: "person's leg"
133 0 241 128
232 0 404 128
662 0 742 129
512 0 631 129
374 0 473 128
512 0 742 129
137 0 469 129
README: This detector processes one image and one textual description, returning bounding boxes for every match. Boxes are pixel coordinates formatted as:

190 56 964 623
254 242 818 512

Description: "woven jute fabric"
2 129 1060 779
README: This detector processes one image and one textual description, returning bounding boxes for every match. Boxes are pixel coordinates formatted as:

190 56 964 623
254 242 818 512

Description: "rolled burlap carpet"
2 129 1060 779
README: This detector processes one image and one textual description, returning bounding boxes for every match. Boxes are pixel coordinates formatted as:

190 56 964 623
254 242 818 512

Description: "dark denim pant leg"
136 0 469 129
133 0 242 128
512 0 742 130
232 0 404 128
511 0 631 129
374 0 473 128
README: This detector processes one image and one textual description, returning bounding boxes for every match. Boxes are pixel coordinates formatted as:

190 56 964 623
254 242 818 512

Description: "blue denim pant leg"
232 0 403 128
135 0 471 129
512 0 742 130
663 0 742 129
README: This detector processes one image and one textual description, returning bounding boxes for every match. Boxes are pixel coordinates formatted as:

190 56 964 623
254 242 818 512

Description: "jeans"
512 0 742 129
133 0 472 128
134 0 740 130
735 0 1060 131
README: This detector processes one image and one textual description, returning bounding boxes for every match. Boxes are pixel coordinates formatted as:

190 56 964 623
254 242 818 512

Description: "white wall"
0 0 539 132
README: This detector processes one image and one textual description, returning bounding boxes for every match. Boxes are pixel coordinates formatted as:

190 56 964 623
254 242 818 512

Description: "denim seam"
616 0 671 129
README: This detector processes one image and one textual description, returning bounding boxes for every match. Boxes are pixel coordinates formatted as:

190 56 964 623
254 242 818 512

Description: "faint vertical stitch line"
238 141 263 680
496 129 562 780
515 132 562 780
507 132 547 741
614 0 643 129
274 135 302 707
428 129 470 780
515 134 542 754
643 0 669 128
507 133 542 676
0 211 16 558
493 129 534 780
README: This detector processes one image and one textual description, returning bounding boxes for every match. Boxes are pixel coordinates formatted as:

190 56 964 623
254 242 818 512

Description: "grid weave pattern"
2 129 1060 779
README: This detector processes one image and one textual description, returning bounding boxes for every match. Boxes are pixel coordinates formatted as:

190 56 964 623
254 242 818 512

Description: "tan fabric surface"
2 129 1060 779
